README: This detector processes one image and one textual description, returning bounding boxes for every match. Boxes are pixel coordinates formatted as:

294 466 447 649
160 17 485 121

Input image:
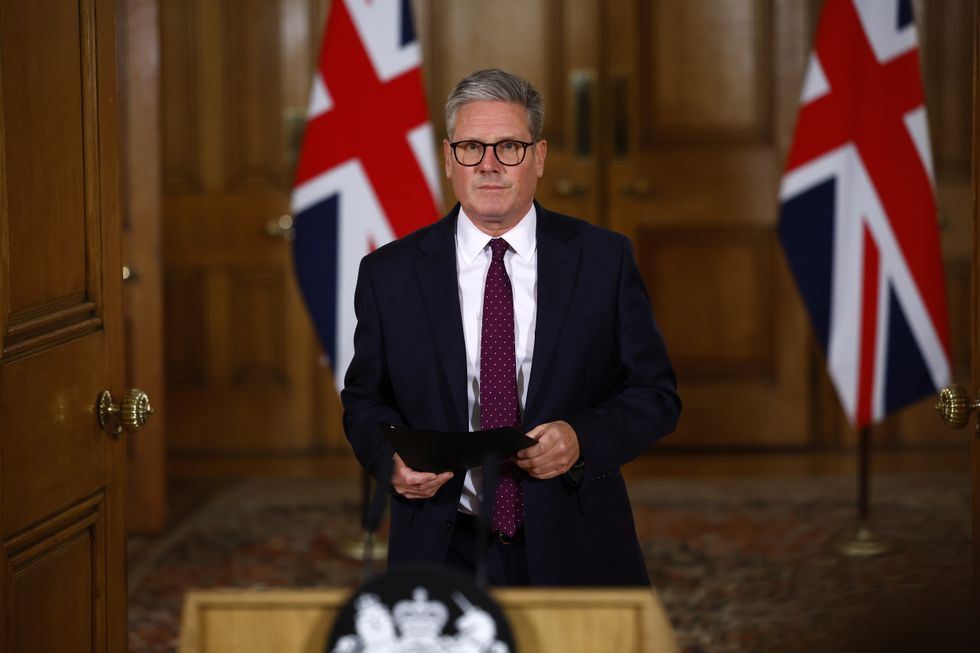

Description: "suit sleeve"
563 237 681 472
340 257 405 482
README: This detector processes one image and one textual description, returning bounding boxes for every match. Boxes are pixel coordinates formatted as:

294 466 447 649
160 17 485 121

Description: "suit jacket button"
444 520 453 531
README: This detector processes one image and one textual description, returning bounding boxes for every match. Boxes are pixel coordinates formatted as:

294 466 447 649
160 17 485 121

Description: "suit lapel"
414 209 468 429
526 206 581 415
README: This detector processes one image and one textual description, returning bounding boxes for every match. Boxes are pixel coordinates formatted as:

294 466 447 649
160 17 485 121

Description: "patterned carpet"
128 472 977 652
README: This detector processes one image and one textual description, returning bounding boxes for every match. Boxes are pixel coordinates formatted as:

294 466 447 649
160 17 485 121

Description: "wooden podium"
178 587 680 653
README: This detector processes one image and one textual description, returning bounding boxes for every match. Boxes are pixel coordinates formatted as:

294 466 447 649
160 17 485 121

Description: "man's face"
443 100 547 235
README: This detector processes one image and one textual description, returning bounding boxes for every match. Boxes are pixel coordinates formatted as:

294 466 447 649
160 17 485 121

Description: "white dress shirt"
455 205 538 514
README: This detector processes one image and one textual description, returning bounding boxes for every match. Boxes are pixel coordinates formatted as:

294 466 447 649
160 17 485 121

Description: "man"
341 69 680 586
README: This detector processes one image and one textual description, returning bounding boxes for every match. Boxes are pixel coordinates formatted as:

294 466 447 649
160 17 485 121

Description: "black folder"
378 423 536 473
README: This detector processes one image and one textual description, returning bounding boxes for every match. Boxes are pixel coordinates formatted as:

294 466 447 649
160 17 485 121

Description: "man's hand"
391 454 453 499
515 420 580 479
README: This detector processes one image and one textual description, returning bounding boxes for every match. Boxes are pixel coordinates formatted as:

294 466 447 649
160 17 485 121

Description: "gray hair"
445 69 544 141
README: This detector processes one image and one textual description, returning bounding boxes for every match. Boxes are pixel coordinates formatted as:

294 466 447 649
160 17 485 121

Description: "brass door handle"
934 384 980 429
97 389 153 435
122 265 141 284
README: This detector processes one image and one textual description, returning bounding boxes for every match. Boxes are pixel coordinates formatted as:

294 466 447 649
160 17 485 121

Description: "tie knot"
489 238 509 261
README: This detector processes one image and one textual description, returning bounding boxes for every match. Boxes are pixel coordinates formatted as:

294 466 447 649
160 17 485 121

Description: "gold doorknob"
97 389 153 435
934 384 980 429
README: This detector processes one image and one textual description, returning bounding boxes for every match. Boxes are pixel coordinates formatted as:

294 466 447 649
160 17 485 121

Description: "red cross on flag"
778 0 950 428
291 0 441 391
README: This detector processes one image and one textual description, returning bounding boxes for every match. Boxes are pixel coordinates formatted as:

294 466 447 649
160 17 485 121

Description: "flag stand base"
337 533 388 561
832 521 897 558
832 426 896 558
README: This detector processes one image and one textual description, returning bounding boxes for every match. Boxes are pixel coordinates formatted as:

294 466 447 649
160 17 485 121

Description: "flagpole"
833 425 896 557
858 424 870 521
337 469 389 563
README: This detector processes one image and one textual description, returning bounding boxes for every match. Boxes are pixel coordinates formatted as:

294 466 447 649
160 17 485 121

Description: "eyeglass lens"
454 141 529 166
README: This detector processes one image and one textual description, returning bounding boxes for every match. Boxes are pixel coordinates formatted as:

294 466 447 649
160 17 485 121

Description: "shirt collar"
456 204 537 265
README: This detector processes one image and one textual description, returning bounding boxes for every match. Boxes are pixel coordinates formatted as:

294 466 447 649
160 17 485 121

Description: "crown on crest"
393 588 448 638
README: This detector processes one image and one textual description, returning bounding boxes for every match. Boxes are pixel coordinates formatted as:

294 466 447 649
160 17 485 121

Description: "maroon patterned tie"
480 238 524 537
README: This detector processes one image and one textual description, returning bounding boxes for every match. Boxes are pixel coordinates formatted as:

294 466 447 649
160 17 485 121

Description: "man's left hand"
515 420 580 479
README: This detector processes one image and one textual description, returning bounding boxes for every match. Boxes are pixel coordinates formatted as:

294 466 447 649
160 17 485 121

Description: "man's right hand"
391 454 453 499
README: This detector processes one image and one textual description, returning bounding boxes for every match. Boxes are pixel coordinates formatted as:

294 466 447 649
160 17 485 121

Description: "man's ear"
443 139 453 178
534 139 547 177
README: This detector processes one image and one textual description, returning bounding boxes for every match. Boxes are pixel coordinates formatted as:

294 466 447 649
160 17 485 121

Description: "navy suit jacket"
341 203 680 586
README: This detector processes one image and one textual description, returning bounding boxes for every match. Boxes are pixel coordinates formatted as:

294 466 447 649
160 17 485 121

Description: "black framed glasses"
449 139 535 166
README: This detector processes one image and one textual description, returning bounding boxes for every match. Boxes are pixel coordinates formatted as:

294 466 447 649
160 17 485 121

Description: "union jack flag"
291 0 441 391
778 0 950 429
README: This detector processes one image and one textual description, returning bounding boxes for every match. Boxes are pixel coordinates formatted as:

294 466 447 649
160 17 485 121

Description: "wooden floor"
168 447 971 480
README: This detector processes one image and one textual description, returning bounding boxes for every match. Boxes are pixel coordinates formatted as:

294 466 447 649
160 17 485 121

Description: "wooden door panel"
1 0 90 311
1 335 109 534
0 0 126 649
639 227 777 378
643 0 771 139
6 494 106 652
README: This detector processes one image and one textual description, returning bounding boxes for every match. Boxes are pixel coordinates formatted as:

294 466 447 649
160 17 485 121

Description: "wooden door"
0 0 128 650
121 0 167 532
160 0 337 454
603 0 813 447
